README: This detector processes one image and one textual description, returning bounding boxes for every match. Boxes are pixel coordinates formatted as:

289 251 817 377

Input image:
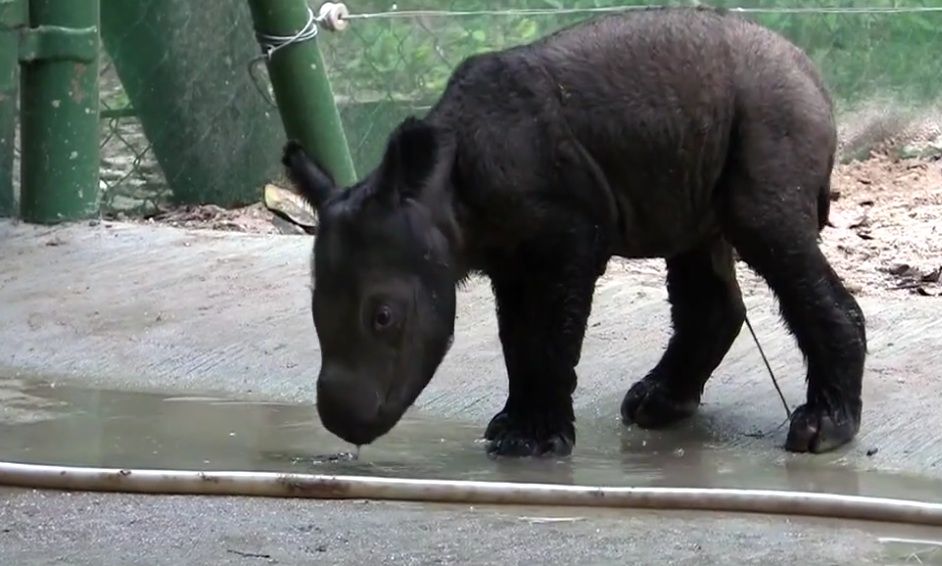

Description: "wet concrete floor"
3 375 942 507
3 221 942 563
3 376 942 564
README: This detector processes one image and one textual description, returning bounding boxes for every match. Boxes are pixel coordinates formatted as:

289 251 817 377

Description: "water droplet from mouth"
308 451 358 464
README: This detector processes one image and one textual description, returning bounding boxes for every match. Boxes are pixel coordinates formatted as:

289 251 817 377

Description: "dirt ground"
138 153 942 299
125 203 306 236
826 153 942 297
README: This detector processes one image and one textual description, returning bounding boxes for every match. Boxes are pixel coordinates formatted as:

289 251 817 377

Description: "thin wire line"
341 5 942 21
744 313 792 420
249 6 326 108
255 6 320 59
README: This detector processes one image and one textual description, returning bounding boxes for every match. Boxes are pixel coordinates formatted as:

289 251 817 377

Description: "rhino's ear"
282 140 338 210
376 117 455 205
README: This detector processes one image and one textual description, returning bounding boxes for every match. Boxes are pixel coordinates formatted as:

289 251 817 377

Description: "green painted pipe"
247 0 357 186
19 0 100 224
0 0 25 217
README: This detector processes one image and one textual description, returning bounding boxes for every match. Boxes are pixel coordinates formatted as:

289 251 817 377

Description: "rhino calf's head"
282 118 460 447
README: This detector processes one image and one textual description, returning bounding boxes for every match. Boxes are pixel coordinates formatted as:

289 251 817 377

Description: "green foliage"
317 0 942 169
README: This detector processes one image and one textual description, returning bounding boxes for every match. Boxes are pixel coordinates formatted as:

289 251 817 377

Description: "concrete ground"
2 219 942 564
5 491 942 565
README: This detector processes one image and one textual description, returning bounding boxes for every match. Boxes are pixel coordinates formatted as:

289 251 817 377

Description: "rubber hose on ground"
2 461 942 527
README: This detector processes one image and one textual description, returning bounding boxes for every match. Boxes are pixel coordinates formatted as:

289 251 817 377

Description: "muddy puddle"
1 376 942 505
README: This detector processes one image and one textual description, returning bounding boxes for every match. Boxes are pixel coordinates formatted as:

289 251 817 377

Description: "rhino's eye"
373 305 394 331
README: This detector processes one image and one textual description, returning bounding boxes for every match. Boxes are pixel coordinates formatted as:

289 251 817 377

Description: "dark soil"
128 203 306 236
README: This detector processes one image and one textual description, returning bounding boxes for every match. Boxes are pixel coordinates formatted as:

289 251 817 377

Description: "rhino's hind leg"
720 147 866 453
622 238 746 428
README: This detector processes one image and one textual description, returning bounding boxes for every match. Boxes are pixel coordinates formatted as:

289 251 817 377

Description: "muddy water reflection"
1 377 940 503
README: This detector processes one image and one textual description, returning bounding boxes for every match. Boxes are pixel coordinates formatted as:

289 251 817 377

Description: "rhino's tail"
817 178 831 232
817 150 835 232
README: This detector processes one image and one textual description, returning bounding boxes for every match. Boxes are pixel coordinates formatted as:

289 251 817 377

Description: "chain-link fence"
7 0 942 218
97 51 161 216
9 1 284 217
96 0 284 216
320 0 942 172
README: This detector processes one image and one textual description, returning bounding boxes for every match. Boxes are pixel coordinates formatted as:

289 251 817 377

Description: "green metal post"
19 0 100 224
247 0 357 186
0 0 25 217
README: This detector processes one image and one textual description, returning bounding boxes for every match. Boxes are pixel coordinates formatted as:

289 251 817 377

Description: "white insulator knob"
318 2 350 32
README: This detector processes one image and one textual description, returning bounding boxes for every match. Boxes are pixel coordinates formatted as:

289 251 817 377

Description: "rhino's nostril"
315 368 389 445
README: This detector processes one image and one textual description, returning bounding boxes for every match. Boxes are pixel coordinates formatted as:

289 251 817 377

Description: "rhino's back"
529 8 833 256
430 8 834 257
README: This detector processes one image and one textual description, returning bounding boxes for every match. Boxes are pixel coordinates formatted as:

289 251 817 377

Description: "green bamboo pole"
19 0 100 224
0 0 25 217
247 0 357 186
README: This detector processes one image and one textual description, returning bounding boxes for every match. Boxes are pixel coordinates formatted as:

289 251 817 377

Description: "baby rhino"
282 7 866 458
